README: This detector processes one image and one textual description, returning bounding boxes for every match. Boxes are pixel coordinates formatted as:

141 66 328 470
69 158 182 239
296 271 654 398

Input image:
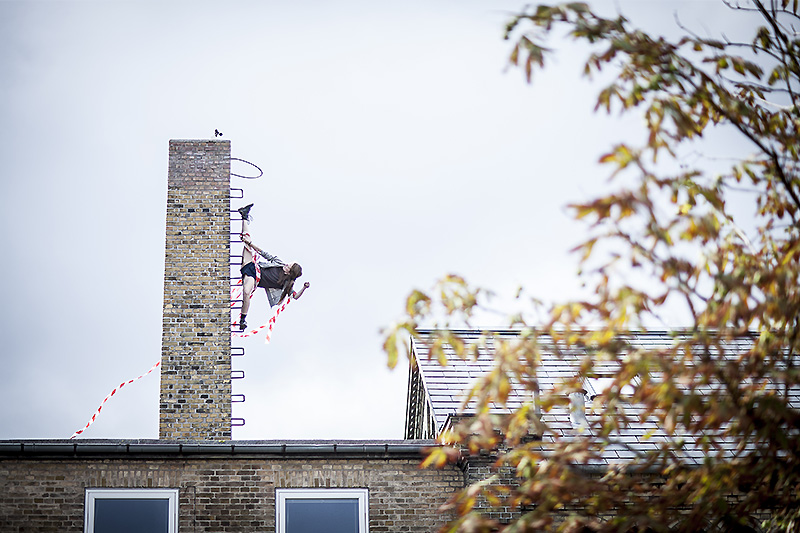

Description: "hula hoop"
230 157 263 179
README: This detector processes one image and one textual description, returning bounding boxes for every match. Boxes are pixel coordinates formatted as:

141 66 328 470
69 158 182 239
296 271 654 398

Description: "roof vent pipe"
569 391 590 433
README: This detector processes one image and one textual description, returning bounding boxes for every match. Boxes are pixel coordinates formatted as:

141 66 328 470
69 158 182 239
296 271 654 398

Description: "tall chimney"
159 140 231 440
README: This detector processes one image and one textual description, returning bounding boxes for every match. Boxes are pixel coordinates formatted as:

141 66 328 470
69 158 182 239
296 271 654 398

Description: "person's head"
282 262 302 280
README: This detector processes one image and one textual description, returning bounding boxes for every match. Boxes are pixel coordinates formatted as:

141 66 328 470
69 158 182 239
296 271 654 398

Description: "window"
276 488 369 533
84 488 179 533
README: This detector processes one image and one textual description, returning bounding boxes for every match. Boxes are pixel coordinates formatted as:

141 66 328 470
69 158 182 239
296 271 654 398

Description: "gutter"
0 440 439 459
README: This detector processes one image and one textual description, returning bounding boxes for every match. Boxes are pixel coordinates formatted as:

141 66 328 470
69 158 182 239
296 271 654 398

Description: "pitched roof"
405 329 800 465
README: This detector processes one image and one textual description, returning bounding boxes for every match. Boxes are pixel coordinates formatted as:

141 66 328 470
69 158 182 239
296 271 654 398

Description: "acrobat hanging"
236 203 309 331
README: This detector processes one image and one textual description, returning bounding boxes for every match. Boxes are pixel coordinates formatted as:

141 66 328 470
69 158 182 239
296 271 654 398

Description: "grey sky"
0 0 758 440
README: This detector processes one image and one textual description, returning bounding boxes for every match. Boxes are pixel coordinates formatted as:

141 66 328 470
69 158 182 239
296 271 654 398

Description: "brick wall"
463 453 520 524
160 140 232 440
0 449 462 532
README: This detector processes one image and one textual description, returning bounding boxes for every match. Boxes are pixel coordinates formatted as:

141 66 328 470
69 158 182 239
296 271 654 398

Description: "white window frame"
276 488 369 533
84 488 179 533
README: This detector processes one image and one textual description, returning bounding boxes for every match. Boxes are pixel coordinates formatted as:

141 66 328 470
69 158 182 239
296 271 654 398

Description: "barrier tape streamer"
71 231 297 437
232 293 292 343
70 360 161 439
231 279 243 307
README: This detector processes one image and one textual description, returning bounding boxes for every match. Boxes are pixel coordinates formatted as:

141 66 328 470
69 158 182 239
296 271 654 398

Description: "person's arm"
292 281 310 300
243 236 280 263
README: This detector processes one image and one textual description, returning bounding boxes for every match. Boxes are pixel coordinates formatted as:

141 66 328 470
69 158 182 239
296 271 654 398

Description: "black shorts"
240 262 258 280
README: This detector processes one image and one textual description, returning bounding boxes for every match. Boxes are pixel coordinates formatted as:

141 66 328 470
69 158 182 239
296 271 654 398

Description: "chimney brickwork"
160 139 232 440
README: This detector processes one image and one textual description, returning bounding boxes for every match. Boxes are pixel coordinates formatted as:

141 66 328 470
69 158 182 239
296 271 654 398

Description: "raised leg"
240 218 254 266
237 204 255 330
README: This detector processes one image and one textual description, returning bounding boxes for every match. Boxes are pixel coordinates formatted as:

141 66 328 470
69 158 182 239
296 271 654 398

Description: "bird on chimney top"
215 129 223 137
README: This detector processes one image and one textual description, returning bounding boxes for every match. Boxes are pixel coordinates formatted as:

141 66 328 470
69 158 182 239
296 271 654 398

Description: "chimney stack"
159 140 231 440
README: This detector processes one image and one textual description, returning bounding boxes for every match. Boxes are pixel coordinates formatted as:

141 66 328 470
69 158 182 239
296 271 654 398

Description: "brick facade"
0 442 462 532
462 453 519 524
160 140 232 440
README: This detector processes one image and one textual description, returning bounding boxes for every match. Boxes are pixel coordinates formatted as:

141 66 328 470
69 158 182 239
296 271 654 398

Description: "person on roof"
236 203 309 331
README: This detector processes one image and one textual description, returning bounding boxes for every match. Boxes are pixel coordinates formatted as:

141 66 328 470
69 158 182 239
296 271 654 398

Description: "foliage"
384 1 800 531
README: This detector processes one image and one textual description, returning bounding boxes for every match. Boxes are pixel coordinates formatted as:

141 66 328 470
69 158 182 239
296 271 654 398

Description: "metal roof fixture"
568 390 591 434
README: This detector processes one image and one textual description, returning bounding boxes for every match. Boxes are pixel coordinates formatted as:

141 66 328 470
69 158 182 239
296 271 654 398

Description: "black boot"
238 203 254 221
239 314 247 331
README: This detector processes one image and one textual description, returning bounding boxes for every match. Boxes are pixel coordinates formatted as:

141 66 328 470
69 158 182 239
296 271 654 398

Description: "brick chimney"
159 140 231 440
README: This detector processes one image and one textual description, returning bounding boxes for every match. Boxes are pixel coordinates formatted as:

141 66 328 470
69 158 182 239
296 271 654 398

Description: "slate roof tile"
405 329 800 466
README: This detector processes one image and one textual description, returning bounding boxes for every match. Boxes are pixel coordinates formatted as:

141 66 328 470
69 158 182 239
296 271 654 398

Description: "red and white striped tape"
70 360 161 439
231 279 243 307
232 294 291 343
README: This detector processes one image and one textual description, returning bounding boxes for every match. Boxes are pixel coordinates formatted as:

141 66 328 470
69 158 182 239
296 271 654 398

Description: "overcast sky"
0 0 758 440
